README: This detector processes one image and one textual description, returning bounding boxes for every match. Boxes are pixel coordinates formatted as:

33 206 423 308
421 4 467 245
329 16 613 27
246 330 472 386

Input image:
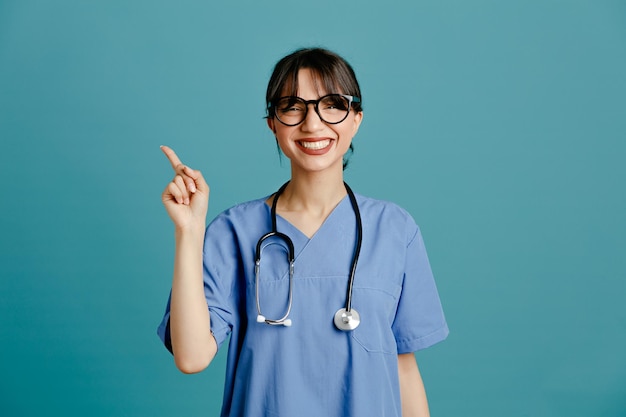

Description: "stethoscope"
255 181 362 331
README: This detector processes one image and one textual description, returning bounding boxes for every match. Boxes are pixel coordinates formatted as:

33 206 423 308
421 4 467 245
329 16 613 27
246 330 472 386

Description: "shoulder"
355 194 413 220
202 196 271 255
207 196 269 231
354 193 420 245
221 197 269 219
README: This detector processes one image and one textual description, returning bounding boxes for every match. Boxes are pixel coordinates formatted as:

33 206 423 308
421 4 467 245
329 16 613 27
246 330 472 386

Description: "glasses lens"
318 95 351 124
275 97 306 126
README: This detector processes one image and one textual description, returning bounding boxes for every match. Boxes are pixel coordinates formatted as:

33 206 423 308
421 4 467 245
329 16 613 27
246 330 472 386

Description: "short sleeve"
201 218 242 349
392 223 449 353
156 295 174 354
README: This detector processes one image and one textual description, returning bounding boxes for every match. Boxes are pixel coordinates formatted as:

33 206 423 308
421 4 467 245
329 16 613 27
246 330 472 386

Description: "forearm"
169 226 216 373
398 353 430 417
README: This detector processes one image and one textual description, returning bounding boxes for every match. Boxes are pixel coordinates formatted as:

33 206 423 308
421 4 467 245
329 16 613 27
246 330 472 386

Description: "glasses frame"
269 94 361 126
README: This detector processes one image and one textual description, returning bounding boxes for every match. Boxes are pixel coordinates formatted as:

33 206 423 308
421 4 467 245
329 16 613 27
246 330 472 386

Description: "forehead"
281 68 343 97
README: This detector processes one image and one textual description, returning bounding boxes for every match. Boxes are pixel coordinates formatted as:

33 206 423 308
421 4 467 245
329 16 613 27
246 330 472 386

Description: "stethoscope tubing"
343 183 362 314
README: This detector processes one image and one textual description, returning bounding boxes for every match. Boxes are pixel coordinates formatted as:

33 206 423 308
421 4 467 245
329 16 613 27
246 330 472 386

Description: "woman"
157 48 448 417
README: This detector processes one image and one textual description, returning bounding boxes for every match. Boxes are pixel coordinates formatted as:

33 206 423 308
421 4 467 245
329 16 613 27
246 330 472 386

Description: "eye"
278 98 305 113
320 95 349 111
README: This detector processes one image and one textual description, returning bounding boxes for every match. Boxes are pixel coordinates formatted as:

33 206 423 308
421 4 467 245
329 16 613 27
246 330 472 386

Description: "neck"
279 168 347 214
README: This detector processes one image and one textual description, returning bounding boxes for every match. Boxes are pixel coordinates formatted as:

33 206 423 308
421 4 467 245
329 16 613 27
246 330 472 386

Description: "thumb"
183 166 209 194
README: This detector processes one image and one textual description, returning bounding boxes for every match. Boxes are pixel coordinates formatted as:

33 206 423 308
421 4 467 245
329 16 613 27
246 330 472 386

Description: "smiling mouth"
298 139 331 150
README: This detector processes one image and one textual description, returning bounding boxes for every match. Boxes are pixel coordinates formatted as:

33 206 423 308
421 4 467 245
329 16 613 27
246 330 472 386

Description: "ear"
267 117 276 134
351 111 363 136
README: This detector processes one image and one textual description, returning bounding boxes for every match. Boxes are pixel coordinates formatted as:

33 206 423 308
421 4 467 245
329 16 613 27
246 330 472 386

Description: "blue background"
1 1 625 416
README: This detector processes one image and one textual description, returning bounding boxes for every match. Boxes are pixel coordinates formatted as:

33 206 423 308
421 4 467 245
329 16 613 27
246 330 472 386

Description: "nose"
300 103 324 131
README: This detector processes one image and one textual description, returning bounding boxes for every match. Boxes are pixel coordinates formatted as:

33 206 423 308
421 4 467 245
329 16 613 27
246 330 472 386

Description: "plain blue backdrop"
1 1 625 416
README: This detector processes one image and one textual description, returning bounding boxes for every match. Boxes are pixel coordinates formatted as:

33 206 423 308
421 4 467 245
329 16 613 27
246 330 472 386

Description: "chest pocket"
350 279 402 355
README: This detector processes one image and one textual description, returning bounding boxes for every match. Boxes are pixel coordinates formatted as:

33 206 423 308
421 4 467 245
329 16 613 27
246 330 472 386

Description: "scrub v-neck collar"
265 194 350 242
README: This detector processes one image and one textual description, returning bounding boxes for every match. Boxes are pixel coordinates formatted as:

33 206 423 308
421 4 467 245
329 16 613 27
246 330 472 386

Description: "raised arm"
161 145 217 373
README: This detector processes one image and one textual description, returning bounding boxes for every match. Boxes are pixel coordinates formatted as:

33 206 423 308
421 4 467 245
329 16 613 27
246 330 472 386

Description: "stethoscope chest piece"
334 308 361 331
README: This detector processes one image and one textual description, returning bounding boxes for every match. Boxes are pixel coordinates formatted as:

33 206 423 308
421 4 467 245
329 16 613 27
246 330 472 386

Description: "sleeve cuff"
396 324 449 354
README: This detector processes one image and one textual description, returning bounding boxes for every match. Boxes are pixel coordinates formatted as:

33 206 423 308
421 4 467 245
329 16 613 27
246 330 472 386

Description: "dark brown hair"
266 47 362 114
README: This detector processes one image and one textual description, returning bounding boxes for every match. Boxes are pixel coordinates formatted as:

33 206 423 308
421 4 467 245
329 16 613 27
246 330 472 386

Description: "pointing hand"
160 145 209 231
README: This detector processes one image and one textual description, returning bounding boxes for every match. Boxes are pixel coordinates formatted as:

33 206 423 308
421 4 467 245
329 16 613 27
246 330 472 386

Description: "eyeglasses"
270 94 360 126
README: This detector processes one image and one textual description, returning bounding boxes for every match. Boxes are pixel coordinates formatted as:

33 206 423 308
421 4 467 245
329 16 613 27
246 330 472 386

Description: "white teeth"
300 140 331 150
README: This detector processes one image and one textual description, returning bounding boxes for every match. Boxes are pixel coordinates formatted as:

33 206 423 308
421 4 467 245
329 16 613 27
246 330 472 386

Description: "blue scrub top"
158 193 448 417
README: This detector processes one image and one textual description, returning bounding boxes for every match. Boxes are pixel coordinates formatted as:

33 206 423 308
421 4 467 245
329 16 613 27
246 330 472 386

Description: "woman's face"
267 68 363 175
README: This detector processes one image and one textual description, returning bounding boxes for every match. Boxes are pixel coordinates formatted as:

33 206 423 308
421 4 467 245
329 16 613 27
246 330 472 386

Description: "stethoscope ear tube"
254 260 295 327
255 232 295 327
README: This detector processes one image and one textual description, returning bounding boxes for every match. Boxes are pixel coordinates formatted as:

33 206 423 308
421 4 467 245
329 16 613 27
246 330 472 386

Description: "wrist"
174 223 206 242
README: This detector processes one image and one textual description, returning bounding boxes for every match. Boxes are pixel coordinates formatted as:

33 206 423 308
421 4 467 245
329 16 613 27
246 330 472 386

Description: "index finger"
160 145 184 171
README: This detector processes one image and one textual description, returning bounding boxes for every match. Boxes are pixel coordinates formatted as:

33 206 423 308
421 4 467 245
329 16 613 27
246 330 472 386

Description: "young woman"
157 48 448 417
